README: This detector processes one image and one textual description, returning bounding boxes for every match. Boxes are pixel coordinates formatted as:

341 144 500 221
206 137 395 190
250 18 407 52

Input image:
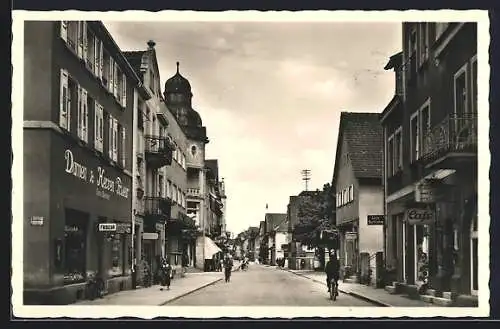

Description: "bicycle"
329 278 338 301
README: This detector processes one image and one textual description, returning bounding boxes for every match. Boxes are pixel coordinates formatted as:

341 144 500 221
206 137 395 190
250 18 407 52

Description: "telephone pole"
301 169 311 191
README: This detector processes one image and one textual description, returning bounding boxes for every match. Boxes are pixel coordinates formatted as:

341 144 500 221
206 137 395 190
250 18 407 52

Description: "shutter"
82 89 88 142
94 100 99 149
77 85 82 137
349 185 354 202
59 69 69 130
98 105 104 150
121 126 126 166
82 21 88 64
60 21 68 41
113 118 118 161
122 73 127 108
99 41 104 80
108 114 114 159
109 57 114 93
113 62 119 97
77 22 84 58
93 37 99 76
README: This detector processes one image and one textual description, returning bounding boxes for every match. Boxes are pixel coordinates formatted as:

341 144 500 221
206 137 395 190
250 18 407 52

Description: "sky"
104 20 402 235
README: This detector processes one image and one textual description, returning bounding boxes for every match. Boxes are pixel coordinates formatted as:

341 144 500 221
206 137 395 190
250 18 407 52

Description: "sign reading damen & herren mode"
405 208 435 225
63 149 130 199
367 215 384 225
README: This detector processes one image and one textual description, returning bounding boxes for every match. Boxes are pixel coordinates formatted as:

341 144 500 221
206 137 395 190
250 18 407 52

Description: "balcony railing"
144 135 175 169
421 113 478 164
143 196 172 219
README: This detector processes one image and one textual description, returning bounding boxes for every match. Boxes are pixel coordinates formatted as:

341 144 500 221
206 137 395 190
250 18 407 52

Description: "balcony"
421 113 477 169
143 196 172 221
186 188 201 198
144 135 175 169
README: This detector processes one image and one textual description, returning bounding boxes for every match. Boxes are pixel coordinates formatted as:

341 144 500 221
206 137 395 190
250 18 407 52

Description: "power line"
301 169 311 191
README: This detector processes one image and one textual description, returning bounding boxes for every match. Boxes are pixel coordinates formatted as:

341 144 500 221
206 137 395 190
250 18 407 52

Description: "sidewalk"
285 269 440 307
75 263 241 306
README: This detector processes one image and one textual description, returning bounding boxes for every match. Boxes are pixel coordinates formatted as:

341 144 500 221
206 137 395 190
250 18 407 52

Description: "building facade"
24 21 140 304
332 112 384 284
381 23 478 305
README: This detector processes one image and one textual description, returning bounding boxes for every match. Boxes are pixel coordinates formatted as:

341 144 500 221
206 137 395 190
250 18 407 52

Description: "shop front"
24 137 133 305
337 220 359 280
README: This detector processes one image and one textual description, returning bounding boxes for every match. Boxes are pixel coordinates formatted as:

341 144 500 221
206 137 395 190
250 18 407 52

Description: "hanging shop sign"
415 180 437 203
64 149 130 200
367 215 385 225
155 223 164 231
99 223 117 232
405 208 435 225
143 232 159 240
116 223 132 234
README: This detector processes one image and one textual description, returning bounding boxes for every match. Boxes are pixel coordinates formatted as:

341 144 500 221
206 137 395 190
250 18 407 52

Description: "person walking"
159 258 172 291
223 253 234 283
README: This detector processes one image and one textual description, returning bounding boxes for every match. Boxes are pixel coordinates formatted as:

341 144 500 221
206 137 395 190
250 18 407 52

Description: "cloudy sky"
104 19 402 235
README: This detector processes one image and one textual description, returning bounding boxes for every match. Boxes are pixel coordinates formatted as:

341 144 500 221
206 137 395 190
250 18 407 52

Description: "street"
166 263 375 306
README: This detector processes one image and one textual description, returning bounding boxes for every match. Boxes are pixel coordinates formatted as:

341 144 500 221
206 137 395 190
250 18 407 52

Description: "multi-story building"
332 112 384 284
23 21 141 304
205 159 225 240
381 23 478 306
264 213 287 266
163 63 224 271
124 41 195 282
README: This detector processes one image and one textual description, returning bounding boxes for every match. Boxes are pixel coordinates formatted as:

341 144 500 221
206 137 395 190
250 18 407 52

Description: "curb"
285 269 391 307
159 277 223 305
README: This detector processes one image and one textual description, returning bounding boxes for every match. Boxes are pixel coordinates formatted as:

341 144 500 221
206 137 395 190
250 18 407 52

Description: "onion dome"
164 62 192 94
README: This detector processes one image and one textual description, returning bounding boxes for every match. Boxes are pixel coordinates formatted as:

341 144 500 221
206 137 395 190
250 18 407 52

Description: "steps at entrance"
344 276 358 284
384 285 397 294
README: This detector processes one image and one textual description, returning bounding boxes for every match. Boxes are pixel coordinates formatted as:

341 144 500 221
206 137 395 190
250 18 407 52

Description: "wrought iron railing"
143 196 172 217
186 188 200 197
421 113 478 163
144 135 175 154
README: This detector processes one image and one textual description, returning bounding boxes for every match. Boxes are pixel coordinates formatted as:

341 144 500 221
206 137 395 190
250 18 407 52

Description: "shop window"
109 234 125 277
63 209 88 285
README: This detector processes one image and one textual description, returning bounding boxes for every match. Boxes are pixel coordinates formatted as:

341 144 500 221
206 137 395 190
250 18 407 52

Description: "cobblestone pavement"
166 263 375 306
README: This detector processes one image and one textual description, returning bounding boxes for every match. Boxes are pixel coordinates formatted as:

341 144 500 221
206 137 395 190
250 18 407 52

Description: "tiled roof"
265 213 287 233
334 112 383 181
123 51 146 78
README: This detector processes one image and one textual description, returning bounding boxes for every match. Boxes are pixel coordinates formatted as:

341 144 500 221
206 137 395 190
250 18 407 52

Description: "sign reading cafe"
64 149 130 199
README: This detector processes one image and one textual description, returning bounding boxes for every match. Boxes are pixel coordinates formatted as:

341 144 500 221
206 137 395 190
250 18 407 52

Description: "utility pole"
301 169 311 191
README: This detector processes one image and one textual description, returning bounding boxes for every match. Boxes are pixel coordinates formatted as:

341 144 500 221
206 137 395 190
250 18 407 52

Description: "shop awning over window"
204 236 223 259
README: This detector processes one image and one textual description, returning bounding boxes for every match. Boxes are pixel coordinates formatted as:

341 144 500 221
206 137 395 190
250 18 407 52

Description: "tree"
293 183 336 249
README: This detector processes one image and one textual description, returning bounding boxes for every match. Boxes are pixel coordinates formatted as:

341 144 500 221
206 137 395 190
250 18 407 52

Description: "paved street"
166 263 374 306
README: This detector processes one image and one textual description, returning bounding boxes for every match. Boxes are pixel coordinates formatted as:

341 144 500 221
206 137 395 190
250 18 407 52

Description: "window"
394 127 403 172
471 56 477 114
86 29 95 72
59 69 71 130
94 38 103 78
454 64 468 116
410 111 420 162
407 27 418 79
94 102 104 152
435 22 449 41
114 63 121 101
108 115 118 162
418 23 429 66
102 51 111 90
77 86 89 143
177 188 182 205
420 104 431 154
387 134 394 176
121 74 127 108
167 180 172 199
78 21 87 61
60 21 79 52
348 185 354 202
120 126 126 167
159 175 164 197
63 209 87 285
109 234 125 277
172 185 177 202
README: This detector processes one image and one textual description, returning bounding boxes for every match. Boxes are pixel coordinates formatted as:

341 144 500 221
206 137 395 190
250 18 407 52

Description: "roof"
265 213 287 233
384 51 403 70
122 51 146 78
332 112 383 183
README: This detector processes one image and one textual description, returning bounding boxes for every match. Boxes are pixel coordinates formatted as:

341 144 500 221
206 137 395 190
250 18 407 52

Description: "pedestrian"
325 250 340 295
159 258 172 291
223 253 233 283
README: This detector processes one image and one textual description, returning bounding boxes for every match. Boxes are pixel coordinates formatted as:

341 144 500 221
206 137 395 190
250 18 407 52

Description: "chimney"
147 40 156 49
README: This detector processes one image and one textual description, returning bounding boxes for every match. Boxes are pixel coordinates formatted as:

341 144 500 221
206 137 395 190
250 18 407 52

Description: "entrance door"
143 240 154 274
414 225 429 284
470 214 478 296
402 221 407 283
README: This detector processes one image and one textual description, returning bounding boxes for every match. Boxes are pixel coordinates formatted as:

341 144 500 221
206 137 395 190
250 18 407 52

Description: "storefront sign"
30 216 44 226
64 149 130 199
345 232 357 240
406 208 435 225
99 223 117 231
143 232 159 240
415 180 437 203
116 223 132 234
367 215 384 225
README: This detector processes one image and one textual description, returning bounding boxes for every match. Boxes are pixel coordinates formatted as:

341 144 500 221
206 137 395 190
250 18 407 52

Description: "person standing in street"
159 258 172 291
223 253 233 283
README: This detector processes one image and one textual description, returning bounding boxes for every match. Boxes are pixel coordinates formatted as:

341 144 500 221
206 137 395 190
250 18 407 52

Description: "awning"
204 236 223 259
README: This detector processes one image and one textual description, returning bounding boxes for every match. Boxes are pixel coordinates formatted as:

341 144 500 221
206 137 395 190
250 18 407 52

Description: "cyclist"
325 250 340 295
